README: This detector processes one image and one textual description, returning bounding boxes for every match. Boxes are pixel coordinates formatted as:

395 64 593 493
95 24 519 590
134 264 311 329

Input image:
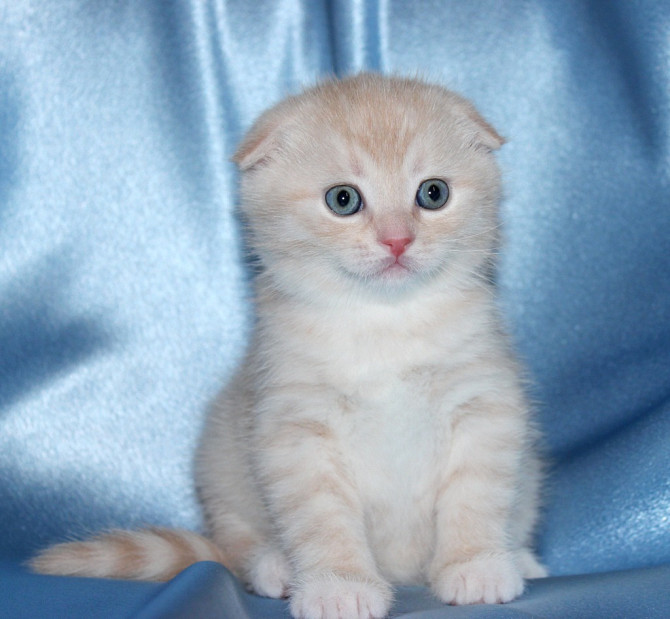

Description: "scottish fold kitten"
31 74 546 618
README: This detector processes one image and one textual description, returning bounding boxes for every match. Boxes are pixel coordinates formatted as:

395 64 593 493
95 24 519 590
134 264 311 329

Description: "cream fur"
31 75 545 619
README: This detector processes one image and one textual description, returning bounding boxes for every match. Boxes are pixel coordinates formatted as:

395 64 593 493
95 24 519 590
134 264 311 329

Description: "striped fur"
29 528 226 582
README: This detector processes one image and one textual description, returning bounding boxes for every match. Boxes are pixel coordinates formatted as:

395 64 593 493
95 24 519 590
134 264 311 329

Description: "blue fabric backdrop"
1 1 669 617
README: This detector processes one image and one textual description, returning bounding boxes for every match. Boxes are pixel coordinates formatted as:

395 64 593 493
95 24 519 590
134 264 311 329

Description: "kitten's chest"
341 382 445 583
320 313 459 581
344 381 444 490
286 301 461 474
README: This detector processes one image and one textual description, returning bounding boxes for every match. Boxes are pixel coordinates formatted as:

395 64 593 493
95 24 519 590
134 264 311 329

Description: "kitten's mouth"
382 262 409 274
340 257 417 286
376 258 413 279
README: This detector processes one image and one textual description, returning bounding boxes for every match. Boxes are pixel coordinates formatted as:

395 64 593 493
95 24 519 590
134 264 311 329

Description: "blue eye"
325 185 362 216
416 179 449 210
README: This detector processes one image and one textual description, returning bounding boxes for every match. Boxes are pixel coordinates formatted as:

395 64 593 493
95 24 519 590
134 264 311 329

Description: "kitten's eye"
325 185 362 216
416 179 449 210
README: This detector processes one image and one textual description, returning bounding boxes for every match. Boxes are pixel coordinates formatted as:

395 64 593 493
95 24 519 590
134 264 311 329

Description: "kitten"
31 74 546 619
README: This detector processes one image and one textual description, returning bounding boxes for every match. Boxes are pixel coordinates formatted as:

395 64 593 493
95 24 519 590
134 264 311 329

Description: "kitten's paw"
289 573 392 619
248 548 292 598
431 554 524 605
517 548 548 579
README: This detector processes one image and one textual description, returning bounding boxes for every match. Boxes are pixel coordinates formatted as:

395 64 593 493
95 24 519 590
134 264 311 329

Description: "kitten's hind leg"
205 516 292 599
510 452 547 580
248 545 292 599
516 548 548 579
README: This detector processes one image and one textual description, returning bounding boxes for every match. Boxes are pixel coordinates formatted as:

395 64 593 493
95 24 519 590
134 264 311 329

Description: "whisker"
449 224 503 243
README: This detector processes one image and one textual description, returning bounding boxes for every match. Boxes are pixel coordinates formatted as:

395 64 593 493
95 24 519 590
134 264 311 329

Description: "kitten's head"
233 74 504 302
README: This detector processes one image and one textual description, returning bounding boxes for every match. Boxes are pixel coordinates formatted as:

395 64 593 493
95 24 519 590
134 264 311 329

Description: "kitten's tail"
29 527 227 582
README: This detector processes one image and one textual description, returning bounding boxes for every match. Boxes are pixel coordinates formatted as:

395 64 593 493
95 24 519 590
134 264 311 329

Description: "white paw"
248 548 292 598
431 554 524 605
289 573 392 619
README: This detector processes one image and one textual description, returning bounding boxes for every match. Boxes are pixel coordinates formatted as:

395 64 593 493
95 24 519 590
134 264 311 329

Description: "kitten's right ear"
232 100 295 171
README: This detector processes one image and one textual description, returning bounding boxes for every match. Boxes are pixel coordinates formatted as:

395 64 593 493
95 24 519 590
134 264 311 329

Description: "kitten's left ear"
232 99 296 171
459 100 506 151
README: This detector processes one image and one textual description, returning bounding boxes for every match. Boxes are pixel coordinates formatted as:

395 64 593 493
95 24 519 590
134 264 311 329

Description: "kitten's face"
235 75 503 301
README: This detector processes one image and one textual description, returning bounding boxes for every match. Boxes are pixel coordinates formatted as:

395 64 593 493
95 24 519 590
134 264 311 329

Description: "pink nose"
381 236 413 258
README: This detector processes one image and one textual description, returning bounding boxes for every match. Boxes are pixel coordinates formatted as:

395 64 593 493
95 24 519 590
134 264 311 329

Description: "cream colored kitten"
31 74 546 619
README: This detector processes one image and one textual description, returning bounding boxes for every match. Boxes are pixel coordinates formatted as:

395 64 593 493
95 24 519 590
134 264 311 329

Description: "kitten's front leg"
429 399 529 606
256 398 392 619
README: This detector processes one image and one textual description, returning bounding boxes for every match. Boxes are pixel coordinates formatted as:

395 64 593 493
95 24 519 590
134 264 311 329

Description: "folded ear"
469 111 505 150
454 97 506 151
232 98 297 171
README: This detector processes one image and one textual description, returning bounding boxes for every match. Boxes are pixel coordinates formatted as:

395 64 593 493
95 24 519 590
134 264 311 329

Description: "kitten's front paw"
290 573 392 619
431 554 524 605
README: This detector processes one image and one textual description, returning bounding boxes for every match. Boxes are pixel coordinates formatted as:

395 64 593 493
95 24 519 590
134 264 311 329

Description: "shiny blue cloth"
1 1 669 617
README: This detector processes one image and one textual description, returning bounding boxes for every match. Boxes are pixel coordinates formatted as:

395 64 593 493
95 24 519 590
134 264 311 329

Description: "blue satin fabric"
2 560 669 619
1 1 669 616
